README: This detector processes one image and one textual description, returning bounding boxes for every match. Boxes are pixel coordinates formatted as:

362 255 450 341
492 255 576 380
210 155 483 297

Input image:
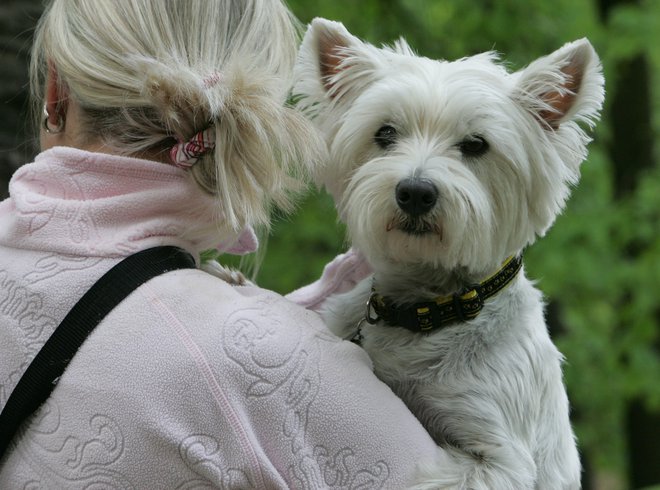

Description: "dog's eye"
374 125 398 150
458 135 489 158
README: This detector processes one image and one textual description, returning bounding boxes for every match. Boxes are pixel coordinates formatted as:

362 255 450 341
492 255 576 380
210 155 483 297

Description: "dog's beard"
386 214 443 238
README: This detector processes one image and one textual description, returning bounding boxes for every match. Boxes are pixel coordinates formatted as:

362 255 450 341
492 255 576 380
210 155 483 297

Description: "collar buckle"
452 284 485 322
365 293 381 324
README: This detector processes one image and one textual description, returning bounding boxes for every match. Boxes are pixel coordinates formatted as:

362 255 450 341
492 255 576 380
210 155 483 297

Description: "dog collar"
364 255 523 334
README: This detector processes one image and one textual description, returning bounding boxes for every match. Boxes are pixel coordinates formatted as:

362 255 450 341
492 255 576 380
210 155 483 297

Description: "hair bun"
136 57 211 140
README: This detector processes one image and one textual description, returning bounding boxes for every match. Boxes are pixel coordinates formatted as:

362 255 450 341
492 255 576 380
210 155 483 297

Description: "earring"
42 104 64 134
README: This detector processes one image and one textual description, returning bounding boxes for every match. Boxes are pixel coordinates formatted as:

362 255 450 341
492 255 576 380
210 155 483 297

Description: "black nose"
395 178 438 217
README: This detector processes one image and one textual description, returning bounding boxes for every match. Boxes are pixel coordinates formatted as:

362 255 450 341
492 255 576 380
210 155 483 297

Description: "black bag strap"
0 246 196 460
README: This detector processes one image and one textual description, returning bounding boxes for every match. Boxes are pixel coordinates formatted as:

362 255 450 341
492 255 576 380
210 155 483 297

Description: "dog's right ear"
294 18 379 106
314 19 354 94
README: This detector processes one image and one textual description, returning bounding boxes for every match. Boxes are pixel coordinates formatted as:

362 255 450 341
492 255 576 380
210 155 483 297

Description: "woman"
0 0 438 487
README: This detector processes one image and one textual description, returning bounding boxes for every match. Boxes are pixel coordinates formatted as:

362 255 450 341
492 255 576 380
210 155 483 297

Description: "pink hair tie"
170 126 216 169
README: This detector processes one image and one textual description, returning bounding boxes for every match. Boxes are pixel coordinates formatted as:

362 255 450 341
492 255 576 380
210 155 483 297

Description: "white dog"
294 18 604 489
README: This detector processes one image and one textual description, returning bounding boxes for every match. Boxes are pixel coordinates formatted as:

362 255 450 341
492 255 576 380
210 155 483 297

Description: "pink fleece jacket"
0 147 437 489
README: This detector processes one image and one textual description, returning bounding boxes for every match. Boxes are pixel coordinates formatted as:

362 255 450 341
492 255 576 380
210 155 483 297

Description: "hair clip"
170 126 215 168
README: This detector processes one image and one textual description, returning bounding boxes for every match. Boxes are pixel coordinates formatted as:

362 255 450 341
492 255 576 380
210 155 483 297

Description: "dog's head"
294 19 604 274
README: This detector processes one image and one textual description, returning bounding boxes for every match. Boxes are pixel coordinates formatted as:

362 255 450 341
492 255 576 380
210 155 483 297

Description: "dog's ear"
314 19 355 94
294 18 379 105
512 40 604 239
515 39 604 130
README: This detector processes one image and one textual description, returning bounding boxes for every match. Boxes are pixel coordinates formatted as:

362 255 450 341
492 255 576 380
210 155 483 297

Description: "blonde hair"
30 0 322 231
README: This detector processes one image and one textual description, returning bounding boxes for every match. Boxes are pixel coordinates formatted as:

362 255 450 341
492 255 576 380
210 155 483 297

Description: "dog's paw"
410 447 467 490
411 445 537 490
410 446 505 490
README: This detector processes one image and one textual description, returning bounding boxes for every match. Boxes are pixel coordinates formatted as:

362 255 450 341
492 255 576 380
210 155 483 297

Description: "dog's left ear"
515 39 604 130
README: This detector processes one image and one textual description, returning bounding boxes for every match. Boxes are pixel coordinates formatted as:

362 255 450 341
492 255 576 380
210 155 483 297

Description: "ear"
515 39 604 130
313 18 355 94
45 61 69 126
294 18 378 104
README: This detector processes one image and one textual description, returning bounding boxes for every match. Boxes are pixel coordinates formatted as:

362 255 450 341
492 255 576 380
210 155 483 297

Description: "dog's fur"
294 18 604 489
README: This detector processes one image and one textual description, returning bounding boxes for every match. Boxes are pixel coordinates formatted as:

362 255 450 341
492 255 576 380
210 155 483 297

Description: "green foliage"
214 0 659 485
256 189 347 293
214 188 346 293
526 149 660 472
